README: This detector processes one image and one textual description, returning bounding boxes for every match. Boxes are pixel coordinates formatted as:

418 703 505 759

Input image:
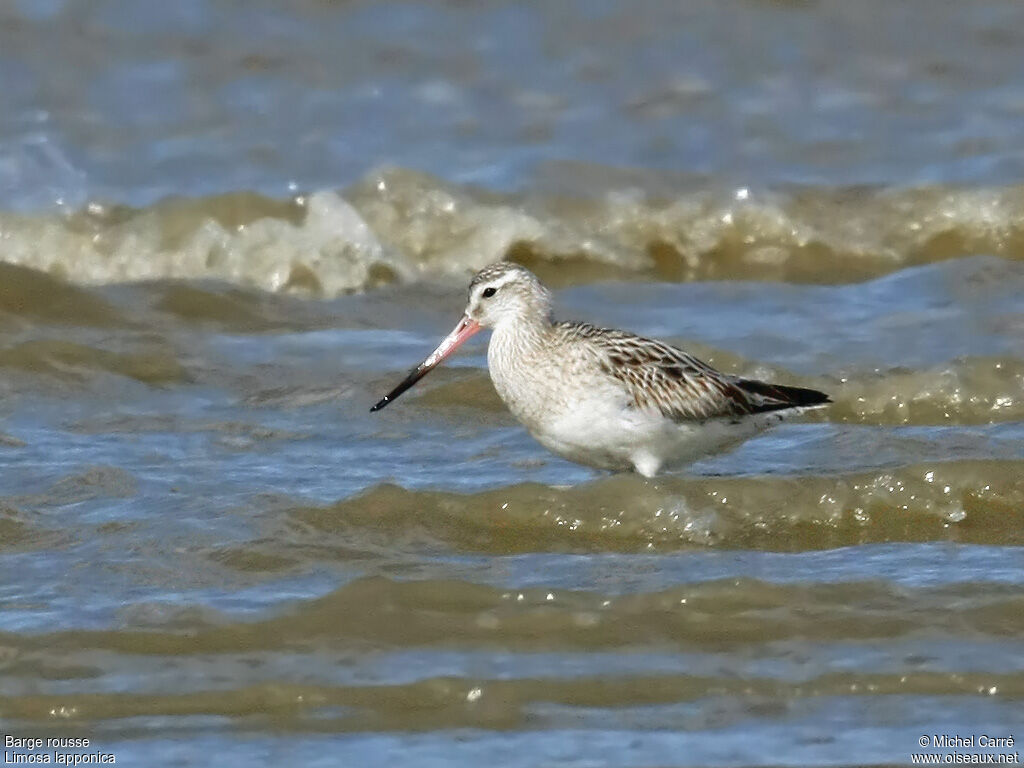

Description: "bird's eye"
481 286 497 298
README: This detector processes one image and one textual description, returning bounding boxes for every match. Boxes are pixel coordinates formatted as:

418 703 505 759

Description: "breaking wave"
2 167 1024 297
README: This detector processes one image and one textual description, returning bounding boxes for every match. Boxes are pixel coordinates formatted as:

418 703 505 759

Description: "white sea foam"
1 168 1023 297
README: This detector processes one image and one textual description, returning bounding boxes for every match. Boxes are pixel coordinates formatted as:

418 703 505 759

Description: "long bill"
370 315 482 412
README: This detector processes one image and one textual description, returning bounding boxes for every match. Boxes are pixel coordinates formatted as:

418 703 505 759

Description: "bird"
371 262 830 477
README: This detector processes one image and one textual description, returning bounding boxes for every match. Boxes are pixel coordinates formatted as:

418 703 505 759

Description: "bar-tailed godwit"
372 262 830 476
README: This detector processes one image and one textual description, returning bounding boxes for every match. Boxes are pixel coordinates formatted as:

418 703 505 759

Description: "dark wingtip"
370 397 389 412
789 387 831 407
736 379 831 412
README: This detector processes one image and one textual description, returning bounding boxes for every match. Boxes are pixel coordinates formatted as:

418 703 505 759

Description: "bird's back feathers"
553 322 830 423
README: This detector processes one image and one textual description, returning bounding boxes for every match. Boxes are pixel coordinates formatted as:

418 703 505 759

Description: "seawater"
1 1 1023 766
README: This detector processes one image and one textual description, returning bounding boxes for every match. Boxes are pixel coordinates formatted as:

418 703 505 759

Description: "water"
1 1 1023 766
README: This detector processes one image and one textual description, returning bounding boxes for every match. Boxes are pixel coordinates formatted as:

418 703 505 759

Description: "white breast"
487 325 650 470
487 324 562 432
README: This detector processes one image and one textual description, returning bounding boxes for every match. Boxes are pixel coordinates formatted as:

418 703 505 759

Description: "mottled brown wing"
556 323 826 422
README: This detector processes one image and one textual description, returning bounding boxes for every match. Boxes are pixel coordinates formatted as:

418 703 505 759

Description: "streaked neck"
488 312 553 374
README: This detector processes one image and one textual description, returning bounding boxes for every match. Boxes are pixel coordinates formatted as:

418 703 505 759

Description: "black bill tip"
370 365 430 413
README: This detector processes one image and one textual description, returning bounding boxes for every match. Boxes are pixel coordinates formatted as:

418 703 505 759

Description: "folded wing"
557 323 830 422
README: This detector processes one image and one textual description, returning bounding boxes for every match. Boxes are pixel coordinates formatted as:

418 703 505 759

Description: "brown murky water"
1 1 1023 766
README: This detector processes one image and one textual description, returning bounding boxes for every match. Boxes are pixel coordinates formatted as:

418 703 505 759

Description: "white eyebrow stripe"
475 274 518 295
